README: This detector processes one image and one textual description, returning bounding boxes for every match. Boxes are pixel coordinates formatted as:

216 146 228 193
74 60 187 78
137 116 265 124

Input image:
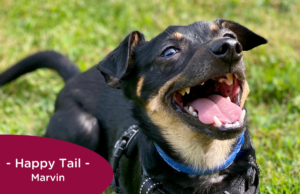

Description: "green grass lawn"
0 0 299 193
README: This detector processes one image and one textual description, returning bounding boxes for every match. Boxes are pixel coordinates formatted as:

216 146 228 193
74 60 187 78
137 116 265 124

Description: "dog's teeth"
226 97 231 102
214 116 222 127
218 79 229 85
179 89 186 96
224 123 231 128
224 121 239 128
225 73 233 85
201 82 205 85
218 74 234 85
224 121 241 129
192 111 198 117
239 109 246 123
189 106 194 114
232 121 238 128
178 87 190 96
234 74 238 79
186 87 190 94
234 121 240 127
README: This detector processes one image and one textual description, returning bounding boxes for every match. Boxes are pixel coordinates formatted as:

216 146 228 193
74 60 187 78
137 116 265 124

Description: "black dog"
0 19 267 194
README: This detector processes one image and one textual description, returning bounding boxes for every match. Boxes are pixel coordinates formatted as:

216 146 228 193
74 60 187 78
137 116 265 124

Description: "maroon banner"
0 135 113 193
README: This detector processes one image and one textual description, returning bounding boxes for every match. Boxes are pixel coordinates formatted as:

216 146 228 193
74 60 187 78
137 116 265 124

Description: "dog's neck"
153 131 245 176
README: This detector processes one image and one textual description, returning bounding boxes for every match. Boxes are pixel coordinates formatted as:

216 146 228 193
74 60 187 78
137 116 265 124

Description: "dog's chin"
165 73 247 140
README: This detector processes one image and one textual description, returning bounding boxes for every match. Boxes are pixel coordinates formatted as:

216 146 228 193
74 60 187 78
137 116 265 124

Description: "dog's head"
98 19 267 170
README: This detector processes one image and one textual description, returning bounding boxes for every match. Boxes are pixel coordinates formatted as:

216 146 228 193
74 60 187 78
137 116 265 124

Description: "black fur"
0 51 80 85
0 19 267 194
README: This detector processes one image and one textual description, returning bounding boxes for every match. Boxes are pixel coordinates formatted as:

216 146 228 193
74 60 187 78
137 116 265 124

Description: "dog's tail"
0 51 80 86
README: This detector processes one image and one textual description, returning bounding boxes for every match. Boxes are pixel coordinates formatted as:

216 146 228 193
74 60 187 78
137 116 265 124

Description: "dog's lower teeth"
213 116 222 127
239 109 246 122
224 121 240 128
224 123 230 128
192 111 198 117
189 106 194 114
184 106 197 117
227 97 231 102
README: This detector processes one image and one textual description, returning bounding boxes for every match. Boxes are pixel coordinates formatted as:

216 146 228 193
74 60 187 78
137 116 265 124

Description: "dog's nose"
210 38 243 63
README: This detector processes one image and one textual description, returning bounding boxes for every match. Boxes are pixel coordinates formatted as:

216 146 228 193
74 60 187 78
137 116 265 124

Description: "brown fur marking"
136 76 145 97
130 32 139 49
210 24 219 31
128 32 140 66
172 32 183 39
221 21 233 29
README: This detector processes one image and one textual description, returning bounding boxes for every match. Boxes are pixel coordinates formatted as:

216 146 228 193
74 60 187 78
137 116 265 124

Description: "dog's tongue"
190 95 242 124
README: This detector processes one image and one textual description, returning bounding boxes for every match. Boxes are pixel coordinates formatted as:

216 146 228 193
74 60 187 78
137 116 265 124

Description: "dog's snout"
210 38 243 63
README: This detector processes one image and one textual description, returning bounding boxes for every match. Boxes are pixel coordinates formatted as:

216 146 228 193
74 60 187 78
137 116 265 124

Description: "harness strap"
139 176 164 194
112 125 139 194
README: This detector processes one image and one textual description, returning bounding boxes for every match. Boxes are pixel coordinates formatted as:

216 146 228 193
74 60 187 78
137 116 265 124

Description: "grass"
0 0 299 193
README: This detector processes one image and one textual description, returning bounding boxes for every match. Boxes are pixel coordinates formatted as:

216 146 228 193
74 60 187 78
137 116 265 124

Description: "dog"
0 19 267 194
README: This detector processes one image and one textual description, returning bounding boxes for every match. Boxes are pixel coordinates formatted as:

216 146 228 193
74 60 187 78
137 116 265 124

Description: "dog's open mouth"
171 73 246 130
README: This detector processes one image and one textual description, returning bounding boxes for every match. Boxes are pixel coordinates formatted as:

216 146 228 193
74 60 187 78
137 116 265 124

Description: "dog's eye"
161 47 179 58
224 34 236 39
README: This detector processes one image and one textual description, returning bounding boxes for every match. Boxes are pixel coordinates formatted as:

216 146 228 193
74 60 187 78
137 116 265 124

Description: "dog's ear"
215 19 267 51
97 31 145 88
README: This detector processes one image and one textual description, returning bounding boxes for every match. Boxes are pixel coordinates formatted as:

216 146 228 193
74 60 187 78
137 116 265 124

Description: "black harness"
112 125 260 194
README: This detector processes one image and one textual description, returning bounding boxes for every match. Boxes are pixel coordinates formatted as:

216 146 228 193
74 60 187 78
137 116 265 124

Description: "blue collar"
154 132 245 175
